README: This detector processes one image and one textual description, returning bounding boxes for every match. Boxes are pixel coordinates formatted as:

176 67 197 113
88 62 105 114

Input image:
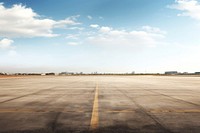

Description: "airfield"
0 75 200 133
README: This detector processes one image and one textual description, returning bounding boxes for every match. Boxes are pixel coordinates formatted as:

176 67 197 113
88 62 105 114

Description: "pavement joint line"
149 109 200 113
114 86 173 133
90 82 99 130
1 108 200 113
0 109 137 113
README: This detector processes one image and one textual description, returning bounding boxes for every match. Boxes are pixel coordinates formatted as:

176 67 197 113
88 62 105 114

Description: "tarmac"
0 75 200 133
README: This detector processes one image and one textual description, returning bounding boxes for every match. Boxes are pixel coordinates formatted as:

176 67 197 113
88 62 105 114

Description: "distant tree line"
0 71 200 76
0 73 7 75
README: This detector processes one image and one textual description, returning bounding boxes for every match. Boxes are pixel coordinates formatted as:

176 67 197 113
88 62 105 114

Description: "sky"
0 0 200 73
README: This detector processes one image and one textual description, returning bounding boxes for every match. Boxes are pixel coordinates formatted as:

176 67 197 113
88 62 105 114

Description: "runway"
0 76 200 133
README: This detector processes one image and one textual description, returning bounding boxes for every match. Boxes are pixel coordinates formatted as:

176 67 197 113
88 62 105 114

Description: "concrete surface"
0 76 200 133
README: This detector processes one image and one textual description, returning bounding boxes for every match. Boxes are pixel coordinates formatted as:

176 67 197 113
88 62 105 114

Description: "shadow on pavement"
0 124 173 133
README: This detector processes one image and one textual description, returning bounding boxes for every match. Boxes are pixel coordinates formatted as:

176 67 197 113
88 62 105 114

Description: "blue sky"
0 0 200 73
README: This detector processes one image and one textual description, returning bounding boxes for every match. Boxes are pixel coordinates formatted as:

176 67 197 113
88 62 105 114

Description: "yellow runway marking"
90 83 99 130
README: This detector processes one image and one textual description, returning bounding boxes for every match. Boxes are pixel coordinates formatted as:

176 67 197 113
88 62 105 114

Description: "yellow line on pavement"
90 83 99 130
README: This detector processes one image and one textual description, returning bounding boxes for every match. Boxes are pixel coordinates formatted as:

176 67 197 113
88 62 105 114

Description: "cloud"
0 3 80 38
99 26 112 33
68 42 80 46
86 25 166 48
66 34 79 40
169 0 200 21
90 24 100 28
142 26 167 34
0 38 14 49
53 18 80 28
66 27 84 30
87 15 92 20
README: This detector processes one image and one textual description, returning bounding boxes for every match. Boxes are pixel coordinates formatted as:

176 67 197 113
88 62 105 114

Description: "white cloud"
0 38 14 49
66 34 79 39
0 3 80 38
68 42 80 46
86 25 166 48
169 0 200 21
142 26 167 34
99 26 112 33
66 27 84 30
53 18 80 28
90 24 100 28
67 15 80 21
87 15 92 20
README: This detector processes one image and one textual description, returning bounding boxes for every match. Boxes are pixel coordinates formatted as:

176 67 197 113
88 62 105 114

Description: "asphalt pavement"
0 76 200 133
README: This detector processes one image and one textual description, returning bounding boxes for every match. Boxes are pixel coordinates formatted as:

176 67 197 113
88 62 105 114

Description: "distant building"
182 72 189 75
165 71 178 75
59 72 74 75
195 72 200 75
59 72 67 75
131 71 135 74
45 73 55 75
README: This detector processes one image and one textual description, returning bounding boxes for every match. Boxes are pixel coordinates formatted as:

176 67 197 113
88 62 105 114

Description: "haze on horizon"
0 0 200 73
